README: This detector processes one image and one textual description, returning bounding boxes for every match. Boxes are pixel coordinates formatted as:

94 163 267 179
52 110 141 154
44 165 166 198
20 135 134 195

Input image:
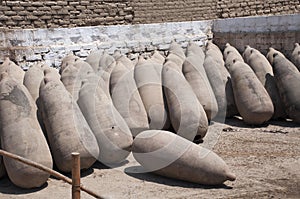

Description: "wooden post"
72 152 81 199
0 149 103 199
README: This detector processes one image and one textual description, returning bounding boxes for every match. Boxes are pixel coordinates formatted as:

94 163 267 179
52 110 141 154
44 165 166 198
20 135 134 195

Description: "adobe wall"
0 1 299 68
0 20 212 68
212 14 300 58
216 0 299 19
130 0 218 24
0 0 299 29
131 0 299 24
0 0 133 29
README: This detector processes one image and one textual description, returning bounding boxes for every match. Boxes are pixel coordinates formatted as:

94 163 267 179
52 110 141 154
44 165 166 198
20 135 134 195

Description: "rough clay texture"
215 0 299 19
213 14 300 58
0 0 133 29
0 0 299 28
0 20 211 69
132 0 299 24
1 14 299 69
0 1 299 69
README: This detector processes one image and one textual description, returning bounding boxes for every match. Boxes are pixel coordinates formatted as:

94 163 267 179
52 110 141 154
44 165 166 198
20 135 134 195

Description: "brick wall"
0 0 133 29
130 0 218 24
131 0 299 24
212 14 300 59
217 0 299 18
0 0 299 29
0 1 299 68
1 14 298 68
0 20 211 69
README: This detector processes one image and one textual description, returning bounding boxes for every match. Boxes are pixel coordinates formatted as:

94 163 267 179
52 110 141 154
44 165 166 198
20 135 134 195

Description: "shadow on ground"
225 117 300 129
124 166 233 189
0 177 48 195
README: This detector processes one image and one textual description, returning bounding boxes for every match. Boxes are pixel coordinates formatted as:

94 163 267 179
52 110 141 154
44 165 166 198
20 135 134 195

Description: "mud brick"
45 1 57 6
57 1 68 6
0 15 9 21
12 6 25 11
31 1 44 7
51 6 63 10
11 16 24 21
4 11 16 16
6 1 20 6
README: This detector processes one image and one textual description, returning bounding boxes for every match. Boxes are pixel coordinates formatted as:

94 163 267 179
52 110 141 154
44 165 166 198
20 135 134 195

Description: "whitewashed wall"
1 14 299 69
0 20 212 69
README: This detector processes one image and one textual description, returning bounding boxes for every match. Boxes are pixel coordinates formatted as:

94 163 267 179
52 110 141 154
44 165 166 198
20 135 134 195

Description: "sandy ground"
0 117 299 199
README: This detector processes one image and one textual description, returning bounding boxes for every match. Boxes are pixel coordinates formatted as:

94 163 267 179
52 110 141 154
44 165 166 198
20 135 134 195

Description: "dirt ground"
0 117 299 199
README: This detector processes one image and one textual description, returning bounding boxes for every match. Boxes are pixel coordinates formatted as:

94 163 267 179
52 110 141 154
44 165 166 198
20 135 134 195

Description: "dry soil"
0 118 299 199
